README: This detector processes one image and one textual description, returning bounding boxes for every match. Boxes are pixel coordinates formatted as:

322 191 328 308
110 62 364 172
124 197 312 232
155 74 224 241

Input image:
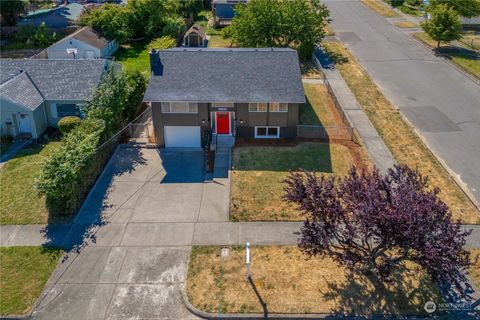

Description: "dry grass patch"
324 24 335 36
323 41 479 224
301 83 337 127
231 143 369 221
361 0 399 17
187 246 442 315
394 21 418 28
300 60 322 79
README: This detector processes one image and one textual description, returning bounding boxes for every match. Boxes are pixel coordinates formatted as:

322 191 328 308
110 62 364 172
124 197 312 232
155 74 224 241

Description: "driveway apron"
31 147 203 320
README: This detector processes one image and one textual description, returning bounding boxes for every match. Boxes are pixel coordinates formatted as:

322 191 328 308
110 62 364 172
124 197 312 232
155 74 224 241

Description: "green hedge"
58 116 81 135
36 68 147 217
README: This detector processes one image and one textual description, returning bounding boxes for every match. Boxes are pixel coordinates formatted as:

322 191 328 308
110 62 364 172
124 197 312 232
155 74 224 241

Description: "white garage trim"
164 126 201 148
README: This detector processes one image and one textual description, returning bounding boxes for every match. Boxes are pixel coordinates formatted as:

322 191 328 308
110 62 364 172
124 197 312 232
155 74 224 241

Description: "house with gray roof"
143 48 305 148
0 59 110 139
212 0 248 27
46 27 119 59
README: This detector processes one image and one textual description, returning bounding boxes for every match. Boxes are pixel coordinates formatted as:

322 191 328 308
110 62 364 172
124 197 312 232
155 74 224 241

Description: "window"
212 102 234 108
57 104 81 117
161 102 198 113
255 126 280 138
269 103 288 112
248 103 267 112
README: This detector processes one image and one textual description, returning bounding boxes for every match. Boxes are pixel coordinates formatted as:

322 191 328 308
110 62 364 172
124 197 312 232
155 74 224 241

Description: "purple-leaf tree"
284 165 471 293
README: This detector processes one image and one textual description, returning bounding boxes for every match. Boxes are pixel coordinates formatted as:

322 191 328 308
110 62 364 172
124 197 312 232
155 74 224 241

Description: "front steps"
213 135 234 180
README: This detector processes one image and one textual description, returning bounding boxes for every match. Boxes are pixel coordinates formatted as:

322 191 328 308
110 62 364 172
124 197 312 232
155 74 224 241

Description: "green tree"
146 35 177 51
0 0 26 26
79 4 132 43
429 0 480 19
422 4 462 47
33 22 56 47
229 0 330 60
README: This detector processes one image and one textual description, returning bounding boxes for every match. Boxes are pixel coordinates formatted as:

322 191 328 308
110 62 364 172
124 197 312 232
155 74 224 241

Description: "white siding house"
47 27 118 59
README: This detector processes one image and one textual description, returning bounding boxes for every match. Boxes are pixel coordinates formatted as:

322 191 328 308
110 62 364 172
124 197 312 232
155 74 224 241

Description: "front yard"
0 246 63 316
230 143 367 221
0 142 61 225
323 41 479 224
187 245 442 315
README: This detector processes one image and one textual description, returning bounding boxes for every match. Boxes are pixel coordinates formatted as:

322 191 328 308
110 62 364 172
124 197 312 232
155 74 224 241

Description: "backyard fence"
124 107 156 145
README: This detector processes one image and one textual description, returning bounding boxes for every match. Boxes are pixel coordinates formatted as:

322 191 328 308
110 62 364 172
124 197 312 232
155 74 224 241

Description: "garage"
164 126 201 148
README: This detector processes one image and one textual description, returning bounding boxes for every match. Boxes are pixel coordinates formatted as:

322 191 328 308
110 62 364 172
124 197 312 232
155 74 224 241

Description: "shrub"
58 116 81 135
146 36 177 51
36 68 147 217
0 134 13 146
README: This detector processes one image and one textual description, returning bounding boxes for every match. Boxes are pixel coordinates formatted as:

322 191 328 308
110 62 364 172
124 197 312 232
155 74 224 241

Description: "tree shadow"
322 267 444 317
41 146 147 260
314 45 349 70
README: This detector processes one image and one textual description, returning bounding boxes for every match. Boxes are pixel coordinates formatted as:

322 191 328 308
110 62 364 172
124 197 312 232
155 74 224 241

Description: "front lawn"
323 41 479 224
0 142 61 225
114 41 151 75
394 21 418 28
231 143 361 221
0 247 63 316
187 246 442 315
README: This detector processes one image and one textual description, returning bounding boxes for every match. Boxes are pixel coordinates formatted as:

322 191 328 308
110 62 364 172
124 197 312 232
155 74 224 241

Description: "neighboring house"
47 27 118 59
211 0 247 27
143 48 305 148
0 59 110 139
19 3 84 28
183 24 207 47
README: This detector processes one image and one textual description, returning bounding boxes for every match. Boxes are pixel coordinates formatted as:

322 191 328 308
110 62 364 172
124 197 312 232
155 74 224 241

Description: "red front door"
216 112 230 134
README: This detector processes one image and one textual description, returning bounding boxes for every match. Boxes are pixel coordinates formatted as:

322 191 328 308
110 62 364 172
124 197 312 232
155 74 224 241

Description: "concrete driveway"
32 147 203 320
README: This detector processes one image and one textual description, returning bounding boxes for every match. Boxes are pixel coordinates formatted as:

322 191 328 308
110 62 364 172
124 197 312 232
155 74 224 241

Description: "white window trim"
248 102 267 113
254 126 280 139
269 102 288 113
161 102 198 114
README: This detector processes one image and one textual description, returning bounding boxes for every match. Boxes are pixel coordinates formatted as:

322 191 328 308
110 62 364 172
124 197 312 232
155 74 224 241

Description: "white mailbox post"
246 242 251 279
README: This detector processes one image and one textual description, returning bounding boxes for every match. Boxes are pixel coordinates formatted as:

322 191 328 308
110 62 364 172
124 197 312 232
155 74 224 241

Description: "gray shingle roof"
0 59 109 107
143 48 306 104
69 27 111 49
0 72 44 110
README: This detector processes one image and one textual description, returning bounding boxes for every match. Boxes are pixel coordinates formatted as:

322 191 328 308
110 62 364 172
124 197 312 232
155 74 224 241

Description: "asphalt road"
324 0 480 203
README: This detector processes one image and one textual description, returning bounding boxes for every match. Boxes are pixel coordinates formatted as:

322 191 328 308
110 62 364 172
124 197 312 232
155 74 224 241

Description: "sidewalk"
313 47 396 174
2 223 480 248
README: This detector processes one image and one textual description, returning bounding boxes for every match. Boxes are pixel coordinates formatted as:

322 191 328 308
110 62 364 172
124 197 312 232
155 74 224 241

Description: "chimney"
149 49 163 76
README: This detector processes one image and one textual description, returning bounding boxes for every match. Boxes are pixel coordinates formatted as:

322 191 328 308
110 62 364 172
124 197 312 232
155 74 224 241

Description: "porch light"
239 119 244 124
202 119 206 124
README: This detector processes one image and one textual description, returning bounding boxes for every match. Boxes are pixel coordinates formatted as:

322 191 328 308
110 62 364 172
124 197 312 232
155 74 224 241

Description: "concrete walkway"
4 146 304 320
313 47 396 173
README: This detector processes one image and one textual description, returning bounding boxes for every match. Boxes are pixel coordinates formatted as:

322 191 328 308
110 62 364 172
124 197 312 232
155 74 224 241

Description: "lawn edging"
181 284 332 319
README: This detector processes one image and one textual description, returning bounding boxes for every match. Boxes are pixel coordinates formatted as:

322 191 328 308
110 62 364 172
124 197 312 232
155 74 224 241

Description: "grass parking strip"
323 41 479 224
0 247 63 316
187 245 442 315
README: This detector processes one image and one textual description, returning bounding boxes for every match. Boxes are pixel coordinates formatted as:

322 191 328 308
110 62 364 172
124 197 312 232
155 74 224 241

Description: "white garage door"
164 126 201 148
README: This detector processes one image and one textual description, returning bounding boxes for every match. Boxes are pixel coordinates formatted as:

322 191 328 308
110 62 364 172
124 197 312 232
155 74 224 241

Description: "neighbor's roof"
0 59 109 109
144 48 306 104
212 0 248 4
57 26 112 50
0 72 44 110
185 24 206 38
